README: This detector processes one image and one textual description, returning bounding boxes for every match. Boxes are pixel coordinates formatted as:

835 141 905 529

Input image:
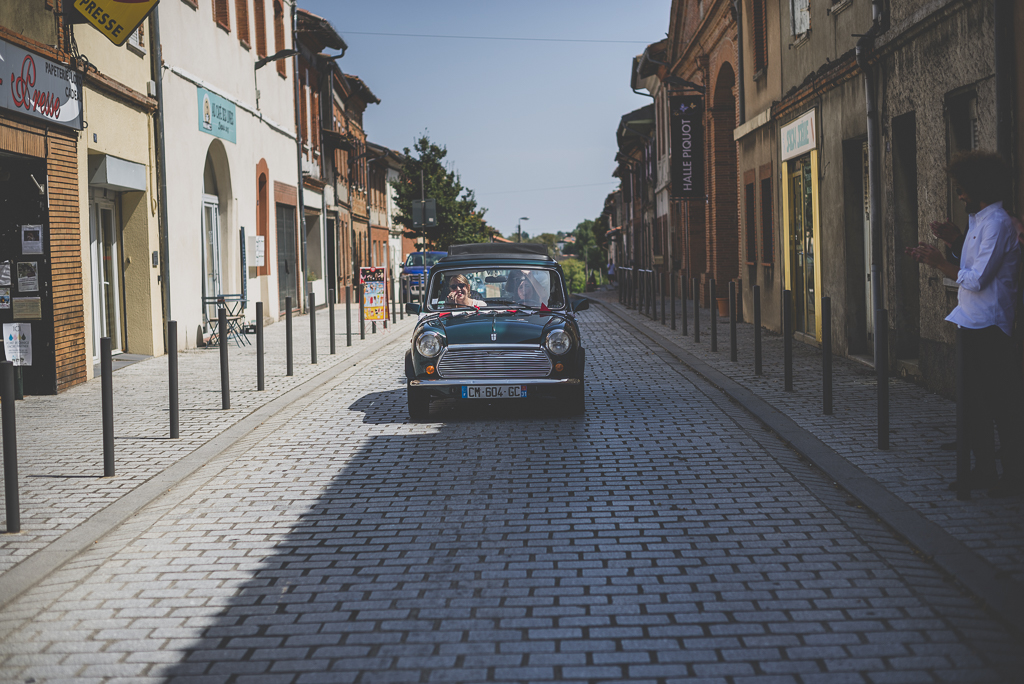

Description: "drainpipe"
993 0 1015 206
292 1 308 312
733 0 745 124
152 6 172 347
856 0 885 361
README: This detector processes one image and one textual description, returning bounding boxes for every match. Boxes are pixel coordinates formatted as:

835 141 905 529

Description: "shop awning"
89 154 146 192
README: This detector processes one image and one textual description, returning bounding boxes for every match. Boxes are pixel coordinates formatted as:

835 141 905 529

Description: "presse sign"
71 0 160 47
0 39 82 130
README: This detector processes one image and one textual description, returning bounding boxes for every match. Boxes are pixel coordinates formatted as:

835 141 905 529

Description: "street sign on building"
198 88 237 143
670 95 704 200
0 39 82 130
781 110 816 161
68 0 160 47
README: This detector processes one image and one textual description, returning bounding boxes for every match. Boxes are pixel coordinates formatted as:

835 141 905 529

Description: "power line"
478 182 618 196
341 31 651 45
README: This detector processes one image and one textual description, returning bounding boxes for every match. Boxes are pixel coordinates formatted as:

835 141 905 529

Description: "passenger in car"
508 270 545 307
445 274 486 308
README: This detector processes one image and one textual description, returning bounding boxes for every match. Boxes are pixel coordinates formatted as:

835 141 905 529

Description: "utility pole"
291 2 308 312
518 216 529 243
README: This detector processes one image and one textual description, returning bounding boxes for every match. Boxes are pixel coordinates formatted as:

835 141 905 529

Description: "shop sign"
670 94 705 200
69 0 159 47
781 110 816 161
360 267 387 322
198 87 236 143
3 323 31 366
0 39 83 130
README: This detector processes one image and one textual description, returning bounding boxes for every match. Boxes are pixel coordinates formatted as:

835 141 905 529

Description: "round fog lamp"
416 331 443 357
426 365 436 375
545 330 571 356
554 363 564 372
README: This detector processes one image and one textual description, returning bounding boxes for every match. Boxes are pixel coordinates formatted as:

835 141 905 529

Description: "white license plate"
461 385 527 399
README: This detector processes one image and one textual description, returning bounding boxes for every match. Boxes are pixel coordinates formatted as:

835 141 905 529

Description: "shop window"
752 0 767 74
760 172 774 266
253 0 267 57
274 1 287 77
744 175 757 265
235 0 250 47
213 0 230 31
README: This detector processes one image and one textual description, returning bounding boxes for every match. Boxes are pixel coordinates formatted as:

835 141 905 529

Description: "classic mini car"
404 243 589 419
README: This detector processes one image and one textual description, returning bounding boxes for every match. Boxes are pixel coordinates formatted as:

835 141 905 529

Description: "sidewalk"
0 304 416 607
587 286 1024 632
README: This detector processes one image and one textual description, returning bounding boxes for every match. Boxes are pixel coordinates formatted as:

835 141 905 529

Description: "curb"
0 324 412 612
588 294 1024 636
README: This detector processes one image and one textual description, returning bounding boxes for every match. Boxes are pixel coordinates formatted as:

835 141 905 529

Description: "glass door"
789 156 815 335
90 197 122 356
277 203 298 312
202 195 222 326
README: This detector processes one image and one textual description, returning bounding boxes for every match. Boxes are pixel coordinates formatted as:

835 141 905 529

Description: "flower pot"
716 297 729 317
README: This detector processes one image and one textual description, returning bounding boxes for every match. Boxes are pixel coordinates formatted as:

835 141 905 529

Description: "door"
90 197 123 355
789 156 815 335
277 203 298 312
202 195 222 326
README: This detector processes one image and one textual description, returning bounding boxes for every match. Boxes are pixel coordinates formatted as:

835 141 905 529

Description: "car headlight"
546 329 572 356
415 331 443 357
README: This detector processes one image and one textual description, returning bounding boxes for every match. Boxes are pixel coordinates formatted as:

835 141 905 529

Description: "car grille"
437 348 552 379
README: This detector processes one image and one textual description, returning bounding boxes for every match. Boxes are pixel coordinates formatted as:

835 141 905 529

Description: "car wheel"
408 387 430 420
566 383 585 416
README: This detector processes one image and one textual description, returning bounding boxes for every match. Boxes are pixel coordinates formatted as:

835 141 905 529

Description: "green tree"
562 218 607 281
525 232 560 258
561 258 586 293
391 135 492 249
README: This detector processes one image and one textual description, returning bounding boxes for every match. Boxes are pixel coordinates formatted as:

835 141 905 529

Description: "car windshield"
405 253 444 268
426 268 565 311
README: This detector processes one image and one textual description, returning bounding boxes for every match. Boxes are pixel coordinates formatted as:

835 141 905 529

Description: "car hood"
436 311 563 346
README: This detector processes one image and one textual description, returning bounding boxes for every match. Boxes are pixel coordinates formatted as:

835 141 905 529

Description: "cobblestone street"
0 303 1020 683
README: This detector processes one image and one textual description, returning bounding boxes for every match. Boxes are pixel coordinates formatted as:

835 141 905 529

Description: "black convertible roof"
438 243 556 263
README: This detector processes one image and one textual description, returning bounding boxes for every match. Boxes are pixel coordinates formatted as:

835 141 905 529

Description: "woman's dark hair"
947 151 1010 205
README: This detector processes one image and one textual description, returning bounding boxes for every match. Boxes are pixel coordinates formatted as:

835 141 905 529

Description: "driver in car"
445 274 485 308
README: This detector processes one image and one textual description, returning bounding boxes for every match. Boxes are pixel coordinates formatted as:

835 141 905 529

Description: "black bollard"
399 277 404 320
328 290 336 356
670 272 676 331
2 360 20 533
101 337 114 476
256 303 265 389
285 297 293 377
710 279 718 352
783 290 793 391
661 272 666 325
693 277 700 343
877 308 889 450
168 320 179 437
955 326 970 500
822 297 832 415
681 274 687 336
309 292 317 365
729 281 737 362
754 285 762 376
219 308 230 410
391 276 397 325
345 286 352 347
360 284 366 340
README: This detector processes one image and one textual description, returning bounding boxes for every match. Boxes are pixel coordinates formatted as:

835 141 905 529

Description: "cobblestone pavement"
0 304 1020 683
592 288 1024 587
0 304 414 577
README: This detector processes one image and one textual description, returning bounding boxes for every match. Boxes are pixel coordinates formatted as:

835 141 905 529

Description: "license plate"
461 385 527 399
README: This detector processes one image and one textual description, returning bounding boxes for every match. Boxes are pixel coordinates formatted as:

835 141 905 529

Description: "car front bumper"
409 377 581 388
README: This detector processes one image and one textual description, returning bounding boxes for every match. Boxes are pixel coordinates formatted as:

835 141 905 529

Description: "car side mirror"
571 298 590 312
406 302 421 315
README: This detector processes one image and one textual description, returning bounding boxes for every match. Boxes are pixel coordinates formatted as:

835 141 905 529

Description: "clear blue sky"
302 0 671 240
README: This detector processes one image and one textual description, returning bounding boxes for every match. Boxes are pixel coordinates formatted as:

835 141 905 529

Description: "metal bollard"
328 290 336 355
661 272 666 325
681 274 687 336
729 281 737 362
955 326 970 499
360 284 366 340
2 360 20 533
168 320 179 437
822 297 832 415
309 292 317 364
877 308 889 450
345 286 352 347
286 297 293 376
783 290 793 391
101 337 114 476
693 277 700 343
399 277 404 320
391 276 397 325
256 303 265 389
710 279 718 352
754 286 762 376
219 308 230 410
670 272 676 331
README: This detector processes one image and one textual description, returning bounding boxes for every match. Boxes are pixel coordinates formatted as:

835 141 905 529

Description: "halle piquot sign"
72 0 160 47
670 94 705 200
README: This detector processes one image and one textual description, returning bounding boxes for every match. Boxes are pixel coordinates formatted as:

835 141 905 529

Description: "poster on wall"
669 94 705 200
0 261 9 286
21 225 43 254
17 262 38 292
0 288 9 309
360 267 388 321
3 322 31 366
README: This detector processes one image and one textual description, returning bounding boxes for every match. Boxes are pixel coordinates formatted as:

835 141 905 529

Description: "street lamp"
517 216 529 243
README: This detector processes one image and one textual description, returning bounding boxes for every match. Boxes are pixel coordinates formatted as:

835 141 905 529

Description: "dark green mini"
404 243 589 420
